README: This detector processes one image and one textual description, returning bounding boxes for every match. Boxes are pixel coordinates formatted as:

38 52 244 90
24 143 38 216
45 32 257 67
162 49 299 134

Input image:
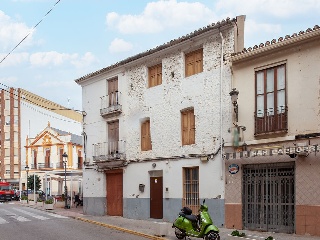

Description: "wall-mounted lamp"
139 184 145 192
229 88 239 123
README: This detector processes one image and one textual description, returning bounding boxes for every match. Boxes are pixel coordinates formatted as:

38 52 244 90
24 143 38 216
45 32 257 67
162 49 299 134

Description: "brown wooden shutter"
194 49 203 74
141 120 152 151
156 64 162 85
189 110 195 144
185 49 203 77
148 64 162 88
182 111 189 145
181 109 195 145
108 121 119 153
108 78 118 106
185 54 194 77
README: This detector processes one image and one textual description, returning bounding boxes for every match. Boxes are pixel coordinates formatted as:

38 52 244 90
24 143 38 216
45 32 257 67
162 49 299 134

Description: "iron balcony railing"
100 92 122 117
254 106 288 135
92 140 126 161
38 163 54 169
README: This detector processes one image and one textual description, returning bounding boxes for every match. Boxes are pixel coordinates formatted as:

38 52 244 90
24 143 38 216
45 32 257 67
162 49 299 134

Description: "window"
255 64 287 135
141 119 152 151
183 167 199 213
185 49 203 77
148 64 162 88
181 108 195 145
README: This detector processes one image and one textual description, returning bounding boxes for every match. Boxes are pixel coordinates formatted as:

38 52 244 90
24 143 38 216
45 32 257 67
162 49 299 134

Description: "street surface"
0 202 144 240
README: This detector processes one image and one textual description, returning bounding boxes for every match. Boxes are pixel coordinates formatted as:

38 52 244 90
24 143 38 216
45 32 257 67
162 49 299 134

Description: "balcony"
255 106 288 135
92 141 126 169
100 92 122 118
38 163 54 169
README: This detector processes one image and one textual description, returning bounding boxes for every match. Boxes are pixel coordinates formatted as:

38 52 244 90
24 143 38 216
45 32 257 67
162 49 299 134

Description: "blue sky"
1 0 319 111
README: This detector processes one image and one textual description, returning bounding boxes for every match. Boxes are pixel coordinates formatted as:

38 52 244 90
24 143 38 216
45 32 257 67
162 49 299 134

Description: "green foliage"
21 195 28 200
45 198 54 204
27 174 41 191
37 198 43 202
231 230 246 237
265 237 273 240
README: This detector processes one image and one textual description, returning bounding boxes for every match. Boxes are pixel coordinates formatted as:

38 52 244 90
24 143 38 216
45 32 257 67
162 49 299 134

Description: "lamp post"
62 152 68 209
229 88 239 123
25 165 29 203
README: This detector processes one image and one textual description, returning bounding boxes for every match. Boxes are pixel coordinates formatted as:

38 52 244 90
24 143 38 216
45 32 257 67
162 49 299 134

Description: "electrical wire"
0 0 62 64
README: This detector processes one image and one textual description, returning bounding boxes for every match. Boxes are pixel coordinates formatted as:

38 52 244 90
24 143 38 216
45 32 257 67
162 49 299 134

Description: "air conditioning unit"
296 143 308 157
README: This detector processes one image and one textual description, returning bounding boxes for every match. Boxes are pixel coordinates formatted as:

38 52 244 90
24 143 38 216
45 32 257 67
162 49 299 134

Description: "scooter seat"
178 212 197 222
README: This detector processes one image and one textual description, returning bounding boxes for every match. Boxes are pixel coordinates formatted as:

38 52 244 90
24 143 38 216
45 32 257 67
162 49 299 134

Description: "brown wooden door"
108 121 119 154
45 149 50 168
106 170 123 216
150 176 163 219
108 78 118 106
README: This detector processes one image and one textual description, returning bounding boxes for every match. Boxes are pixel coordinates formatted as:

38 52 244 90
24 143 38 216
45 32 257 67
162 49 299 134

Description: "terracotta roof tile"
231 25 320 58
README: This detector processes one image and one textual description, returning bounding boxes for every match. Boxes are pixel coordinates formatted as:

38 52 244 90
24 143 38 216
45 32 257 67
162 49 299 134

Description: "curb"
75 217 168 240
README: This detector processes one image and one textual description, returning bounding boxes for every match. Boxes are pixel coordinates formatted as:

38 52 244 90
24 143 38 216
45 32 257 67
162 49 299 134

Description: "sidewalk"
21 202 320 240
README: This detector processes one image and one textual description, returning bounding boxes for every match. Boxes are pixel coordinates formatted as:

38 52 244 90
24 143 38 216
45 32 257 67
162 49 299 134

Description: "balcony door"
108 78 118 107
108 121 119 154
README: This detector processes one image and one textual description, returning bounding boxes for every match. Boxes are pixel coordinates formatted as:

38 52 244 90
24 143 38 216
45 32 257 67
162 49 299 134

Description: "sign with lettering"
224 145 319 160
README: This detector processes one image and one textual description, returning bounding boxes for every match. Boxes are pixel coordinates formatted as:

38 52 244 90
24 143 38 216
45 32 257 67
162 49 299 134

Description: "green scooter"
172 199 220 240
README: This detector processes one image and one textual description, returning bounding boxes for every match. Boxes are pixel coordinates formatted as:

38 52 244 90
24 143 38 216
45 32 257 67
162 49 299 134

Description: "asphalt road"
0 202 144 240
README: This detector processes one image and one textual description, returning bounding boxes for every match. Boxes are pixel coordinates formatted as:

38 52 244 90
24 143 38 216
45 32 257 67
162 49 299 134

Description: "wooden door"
106 170 123 216
45 149 50 168
150 176 163 219
108 78 118 106
108 121 119 154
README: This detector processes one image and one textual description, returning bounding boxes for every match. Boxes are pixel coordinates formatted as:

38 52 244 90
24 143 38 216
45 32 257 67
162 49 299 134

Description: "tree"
27 174 41 192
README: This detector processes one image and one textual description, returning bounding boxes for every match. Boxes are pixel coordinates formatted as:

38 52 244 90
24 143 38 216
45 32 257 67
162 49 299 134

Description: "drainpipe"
219 30 224 180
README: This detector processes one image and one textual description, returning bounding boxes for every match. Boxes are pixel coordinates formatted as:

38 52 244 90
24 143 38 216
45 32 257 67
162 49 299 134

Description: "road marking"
0 217 9 224
14 208 50 220
44 212 68 218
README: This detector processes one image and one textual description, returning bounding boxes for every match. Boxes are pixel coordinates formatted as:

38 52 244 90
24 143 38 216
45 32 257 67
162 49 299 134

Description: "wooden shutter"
194 49 203 74
141 120 152 151
181 109 195 145
108 121 119 153
108 78 118 106
185 49 203 77
148 64 162 88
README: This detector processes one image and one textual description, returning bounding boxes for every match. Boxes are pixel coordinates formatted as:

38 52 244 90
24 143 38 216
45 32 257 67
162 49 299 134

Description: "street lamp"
25 165 29 203
229 88 239 123
62 152 68 209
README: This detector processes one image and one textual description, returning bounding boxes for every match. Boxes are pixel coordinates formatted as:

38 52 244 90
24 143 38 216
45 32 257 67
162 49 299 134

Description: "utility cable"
0 0 62 64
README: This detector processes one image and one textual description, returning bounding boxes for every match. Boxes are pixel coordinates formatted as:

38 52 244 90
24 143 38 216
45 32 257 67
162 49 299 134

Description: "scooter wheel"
174 227 186 239
205 231 220 240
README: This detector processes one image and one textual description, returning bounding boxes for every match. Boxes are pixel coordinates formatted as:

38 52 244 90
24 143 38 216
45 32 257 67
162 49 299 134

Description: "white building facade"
76 16 245 223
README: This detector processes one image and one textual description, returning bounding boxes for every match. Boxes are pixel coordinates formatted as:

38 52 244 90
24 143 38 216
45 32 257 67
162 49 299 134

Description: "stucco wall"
81 27 236 220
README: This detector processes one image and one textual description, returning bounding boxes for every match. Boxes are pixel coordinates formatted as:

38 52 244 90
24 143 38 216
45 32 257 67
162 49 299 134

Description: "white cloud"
0 11 35 51
71 52 97 68
0 76 18 84
0 52 29 67
245 19 282 38
215 0 320 18
106 0 215 34
109 38 133 53
29 51 78 67
40 80 74 88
